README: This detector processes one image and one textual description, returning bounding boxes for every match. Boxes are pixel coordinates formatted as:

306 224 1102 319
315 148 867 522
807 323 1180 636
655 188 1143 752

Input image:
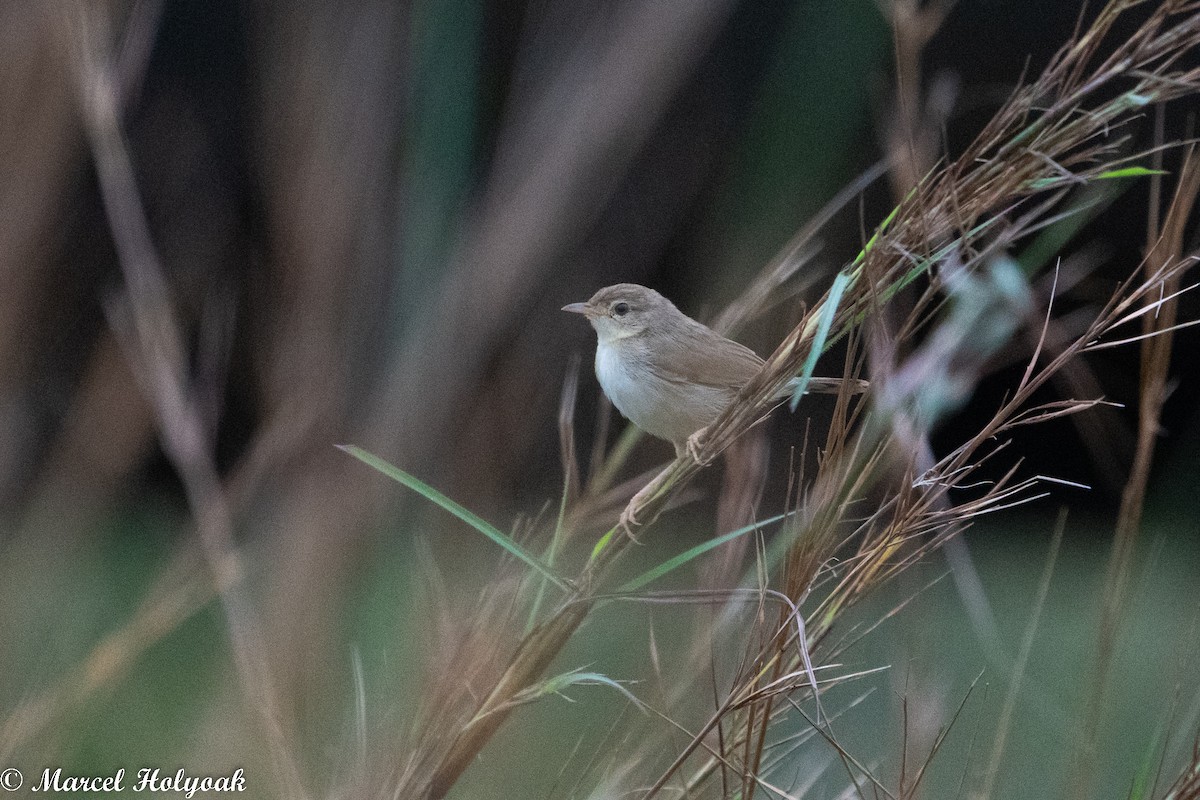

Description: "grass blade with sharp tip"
337 445 570 591
1095 166 1168 180
790 271 850 410
527 363 582 631
618 512 792 593
1030 165 1168 190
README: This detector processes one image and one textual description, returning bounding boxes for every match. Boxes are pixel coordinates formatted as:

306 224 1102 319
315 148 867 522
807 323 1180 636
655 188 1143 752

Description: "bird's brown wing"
645 321 764 390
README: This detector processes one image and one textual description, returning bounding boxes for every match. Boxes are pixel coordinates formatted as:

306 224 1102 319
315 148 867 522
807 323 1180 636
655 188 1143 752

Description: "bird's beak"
561 302 594 316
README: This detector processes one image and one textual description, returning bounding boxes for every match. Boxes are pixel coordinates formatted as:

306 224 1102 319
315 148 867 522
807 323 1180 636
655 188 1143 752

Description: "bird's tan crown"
585 283 668 311
563 283 687 342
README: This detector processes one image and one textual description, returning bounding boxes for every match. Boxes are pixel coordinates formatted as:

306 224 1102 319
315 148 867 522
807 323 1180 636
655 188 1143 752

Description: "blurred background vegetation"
0 1 1196 798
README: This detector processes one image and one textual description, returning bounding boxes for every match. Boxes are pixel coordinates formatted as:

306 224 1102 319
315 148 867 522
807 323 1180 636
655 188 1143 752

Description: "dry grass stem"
66 6 309 798
406 4 1200 797
1072 140 1200 799
14 1 1194 797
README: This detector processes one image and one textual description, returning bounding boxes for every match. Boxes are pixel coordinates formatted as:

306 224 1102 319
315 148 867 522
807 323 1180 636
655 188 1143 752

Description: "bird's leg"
617 498 644 543
618 468 672 541
684 426 714 466
619 430 717 539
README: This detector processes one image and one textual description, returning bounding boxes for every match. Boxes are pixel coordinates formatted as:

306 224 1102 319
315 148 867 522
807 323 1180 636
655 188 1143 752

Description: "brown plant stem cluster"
408 2 1200 797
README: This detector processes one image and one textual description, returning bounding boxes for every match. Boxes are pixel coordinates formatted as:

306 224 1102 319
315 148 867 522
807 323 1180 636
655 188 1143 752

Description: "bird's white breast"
594 340 730 446
595 342 646 421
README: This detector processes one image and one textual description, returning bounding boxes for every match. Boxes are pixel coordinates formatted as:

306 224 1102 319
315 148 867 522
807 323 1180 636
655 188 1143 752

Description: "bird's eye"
613 302 630 316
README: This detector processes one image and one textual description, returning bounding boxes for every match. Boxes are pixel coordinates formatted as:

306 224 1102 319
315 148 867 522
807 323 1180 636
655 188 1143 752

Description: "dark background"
3 0 1195 526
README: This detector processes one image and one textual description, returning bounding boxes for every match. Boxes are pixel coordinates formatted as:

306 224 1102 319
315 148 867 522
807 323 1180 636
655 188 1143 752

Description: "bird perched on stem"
563 283 862 530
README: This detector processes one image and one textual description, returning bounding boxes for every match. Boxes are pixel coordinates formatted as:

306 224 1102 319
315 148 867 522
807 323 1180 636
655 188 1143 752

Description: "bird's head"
562 283 681 344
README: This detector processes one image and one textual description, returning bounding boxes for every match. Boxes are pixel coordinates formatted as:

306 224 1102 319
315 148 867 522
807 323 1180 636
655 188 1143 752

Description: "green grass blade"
850 200 902 268
1128 724 1167 800
618 511 791 593
338 445 570 591
790 271 850 410
590 528 616 562
1094 166 1167 180
1029 166 1167 191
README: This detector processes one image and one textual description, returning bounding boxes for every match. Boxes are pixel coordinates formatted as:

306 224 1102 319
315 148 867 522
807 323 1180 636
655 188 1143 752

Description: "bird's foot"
618 472 670 543
685 427 714 466
618 503 643 543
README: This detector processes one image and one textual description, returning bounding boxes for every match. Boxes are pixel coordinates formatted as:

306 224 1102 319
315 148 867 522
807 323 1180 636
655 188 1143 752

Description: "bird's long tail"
777 376 869 399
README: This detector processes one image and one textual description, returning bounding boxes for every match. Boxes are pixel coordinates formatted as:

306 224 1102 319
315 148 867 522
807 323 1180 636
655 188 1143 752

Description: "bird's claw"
685 428 713 466
618 505 643 543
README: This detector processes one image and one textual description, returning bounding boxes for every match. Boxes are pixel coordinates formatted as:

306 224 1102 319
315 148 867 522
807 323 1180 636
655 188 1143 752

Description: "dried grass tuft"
398 3 1200 798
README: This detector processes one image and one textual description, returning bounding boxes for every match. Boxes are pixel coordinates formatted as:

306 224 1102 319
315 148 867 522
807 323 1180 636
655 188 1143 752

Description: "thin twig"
68 7 309 799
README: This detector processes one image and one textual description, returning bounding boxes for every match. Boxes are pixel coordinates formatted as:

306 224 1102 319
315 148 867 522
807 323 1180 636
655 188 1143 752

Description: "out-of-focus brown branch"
0 5 83 503
1120 143 1200 577
67 7 308 799
1073 141 1200 800
882 0 955 201
237 3 403 735
366 0 740 470
247 0 742 723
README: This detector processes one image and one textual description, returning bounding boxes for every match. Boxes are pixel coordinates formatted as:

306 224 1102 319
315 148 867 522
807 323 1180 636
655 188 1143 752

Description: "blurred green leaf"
1017 184 1119 273
1128 724 1167 800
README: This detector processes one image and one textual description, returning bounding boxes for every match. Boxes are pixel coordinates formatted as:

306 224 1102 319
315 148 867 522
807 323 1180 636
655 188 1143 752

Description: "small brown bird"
564 283 861 531
563 283 854 459
563 284 760 456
